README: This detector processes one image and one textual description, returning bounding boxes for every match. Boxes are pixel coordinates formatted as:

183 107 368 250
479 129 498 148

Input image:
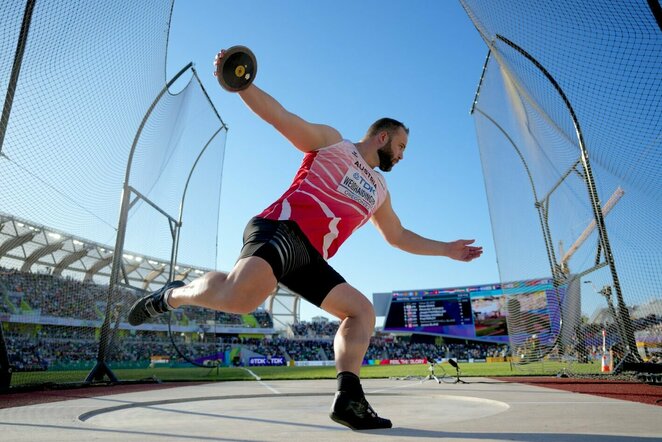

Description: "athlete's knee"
352 295 375 321
361 304 376 331
356 300 375 325
322 284 375 323
350 299 375 337
336 300 375 342
337 294 375 327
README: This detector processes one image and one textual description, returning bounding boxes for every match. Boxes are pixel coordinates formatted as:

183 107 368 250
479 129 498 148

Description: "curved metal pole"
169 67 227 279
165 67 227 368
191 67 227 130
473 106 566 360
494 34 639 362
109 61 193 295
470 49 491 115
471 49 562 285
472 107 559 283
124 62 193 190
87 63 195 383
470 51 565 362
0 0 32 374
169 125 225 281
166 131 226 367
0 0 36 156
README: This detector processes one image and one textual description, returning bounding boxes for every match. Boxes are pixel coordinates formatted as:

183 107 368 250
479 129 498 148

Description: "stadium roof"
0 212 208 291
0 212 302 326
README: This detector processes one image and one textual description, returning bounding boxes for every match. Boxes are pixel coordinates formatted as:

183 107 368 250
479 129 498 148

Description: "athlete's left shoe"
128 280 185 326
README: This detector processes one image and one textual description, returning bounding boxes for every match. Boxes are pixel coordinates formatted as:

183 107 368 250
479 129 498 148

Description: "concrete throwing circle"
80 392 509 438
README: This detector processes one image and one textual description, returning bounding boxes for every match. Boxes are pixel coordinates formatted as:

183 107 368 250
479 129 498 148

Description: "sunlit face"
377 127 408 172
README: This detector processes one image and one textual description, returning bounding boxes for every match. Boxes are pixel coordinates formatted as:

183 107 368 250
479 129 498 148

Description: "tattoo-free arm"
371 192 483 262
238 84 342 152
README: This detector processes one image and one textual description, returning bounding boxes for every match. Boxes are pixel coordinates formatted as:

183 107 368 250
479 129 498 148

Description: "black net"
0 0 228 388
461 0 661 373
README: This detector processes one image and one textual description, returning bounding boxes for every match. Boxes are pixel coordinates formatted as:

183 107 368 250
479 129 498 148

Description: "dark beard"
377 138 394 172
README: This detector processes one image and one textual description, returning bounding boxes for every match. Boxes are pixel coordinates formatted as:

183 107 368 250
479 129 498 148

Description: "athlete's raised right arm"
238 84 341 153
214 49 341 153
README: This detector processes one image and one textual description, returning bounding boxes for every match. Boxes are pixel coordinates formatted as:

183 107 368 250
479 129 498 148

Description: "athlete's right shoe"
128 280 185 326
329 391 393 430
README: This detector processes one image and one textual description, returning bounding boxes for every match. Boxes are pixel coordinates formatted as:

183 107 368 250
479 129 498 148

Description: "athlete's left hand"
446 239 483 262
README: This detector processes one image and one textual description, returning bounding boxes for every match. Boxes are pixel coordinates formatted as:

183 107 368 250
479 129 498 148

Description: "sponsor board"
293 360 336 367
249 357 286 366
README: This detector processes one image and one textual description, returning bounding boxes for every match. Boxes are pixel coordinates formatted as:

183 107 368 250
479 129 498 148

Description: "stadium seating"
1 267 522 371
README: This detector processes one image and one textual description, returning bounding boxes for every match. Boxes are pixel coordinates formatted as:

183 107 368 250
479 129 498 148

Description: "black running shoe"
128 280 185 326
330 391 392 430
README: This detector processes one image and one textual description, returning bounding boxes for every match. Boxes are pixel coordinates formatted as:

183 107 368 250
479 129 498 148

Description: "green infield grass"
10 360 603 387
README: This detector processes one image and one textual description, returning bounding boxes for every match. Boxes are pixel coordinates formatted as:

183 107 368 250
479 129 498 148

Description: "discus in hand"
215 45 257 92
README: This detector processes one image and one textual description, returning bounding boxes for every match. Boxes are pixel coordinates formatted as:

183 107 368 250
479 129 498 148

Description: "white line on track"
243 368 281 394
368 383 636 406
368 381 424 394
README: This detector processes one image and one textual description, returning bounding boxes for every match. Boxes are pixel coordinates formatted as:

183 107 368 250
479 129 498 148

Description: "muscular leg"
321 283 376 375
322 283 391 430
168 256 277 314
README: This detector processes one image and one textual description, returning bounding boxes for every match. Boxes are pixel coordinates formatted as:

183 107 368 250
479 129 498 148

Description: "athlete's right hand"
213 49 227 78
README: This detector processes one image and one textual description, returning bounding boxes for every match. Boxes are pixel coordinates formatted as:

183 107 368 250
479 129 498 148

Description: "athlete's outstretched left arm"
371 192 483 262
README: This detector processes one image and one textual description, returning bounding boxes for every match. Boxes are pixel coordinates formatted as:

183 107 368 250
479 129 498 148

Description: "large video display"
383 277 564 344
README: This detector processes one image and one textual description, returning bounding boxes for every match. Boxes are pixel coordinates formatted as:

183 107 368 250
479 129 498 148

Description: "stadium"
1 0 661 440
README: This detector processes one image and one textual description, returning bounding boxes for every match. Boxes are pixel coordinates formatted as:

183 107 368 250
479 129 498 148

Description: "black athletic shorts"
238 216 346 307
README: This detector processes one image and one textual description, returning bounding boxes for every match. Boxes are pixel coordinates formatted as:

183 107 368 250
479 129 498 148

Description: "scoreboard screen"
383 277 563 343
386 291 473 328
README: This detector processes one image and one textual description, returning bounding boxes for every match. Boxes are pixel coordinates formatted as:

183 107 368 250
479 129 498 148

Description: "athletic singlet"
257 140 388 260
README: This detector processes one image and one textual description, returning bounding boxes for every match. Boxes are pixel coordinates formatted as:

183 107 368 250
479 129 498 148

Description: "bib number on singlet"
338 166 377 211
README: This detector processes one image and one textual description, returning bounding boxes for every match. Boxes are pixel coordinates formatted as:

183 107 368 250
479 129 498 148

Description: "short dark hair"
366 117 409 138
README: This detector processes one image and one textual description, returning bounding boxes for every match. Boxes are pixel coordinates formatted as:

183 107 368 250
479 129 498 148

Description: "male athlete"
129 49 483 430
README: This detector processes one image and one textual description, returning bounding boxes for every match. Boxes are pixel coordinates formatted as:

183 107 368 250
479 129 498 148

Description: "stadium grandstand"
0 212 513 378
3 209 659 386
1 252 510 376
0 211 296 327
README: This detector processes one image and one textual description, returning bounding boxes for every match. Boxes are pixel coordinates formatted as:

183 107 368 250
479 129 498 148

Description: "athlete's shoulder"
314 138 351 152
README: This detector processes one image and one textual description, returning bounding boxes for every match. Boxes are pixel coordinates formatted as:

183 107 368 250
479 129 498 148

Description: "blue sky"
165 1 499 322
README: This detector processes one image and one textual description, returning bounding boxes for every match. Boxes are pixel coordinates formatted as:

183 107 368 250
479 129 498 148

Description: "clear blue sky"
165 1 499 322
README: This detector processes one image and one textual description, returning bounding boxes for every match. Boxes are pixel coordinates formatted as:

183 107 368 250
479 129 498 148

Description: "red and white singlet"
257 140 388 260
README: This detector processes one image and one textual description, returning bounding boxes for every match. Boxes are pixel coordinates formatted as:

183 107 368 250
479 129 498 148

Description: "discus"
216 45 257 92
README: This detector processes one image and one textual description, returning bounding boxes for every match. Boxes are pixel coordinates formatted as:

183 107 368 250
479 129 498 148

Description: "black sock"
160 288 175 311
337 371 364 398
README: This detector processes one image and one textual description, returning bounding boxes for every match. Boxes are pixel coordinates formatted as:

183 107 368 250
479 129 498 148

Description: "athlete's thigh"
225 256 278 307
280 256 345 307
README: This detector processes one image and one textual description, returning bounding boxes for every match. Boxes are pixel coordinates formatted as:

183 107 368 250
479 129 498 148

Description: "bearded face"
377 136 396 172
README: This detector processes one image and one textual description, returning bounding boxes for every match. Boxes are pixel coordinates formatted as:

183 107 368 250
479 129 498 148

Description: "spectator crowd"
0 266 272 328
7 266 661 374
5 321 510 372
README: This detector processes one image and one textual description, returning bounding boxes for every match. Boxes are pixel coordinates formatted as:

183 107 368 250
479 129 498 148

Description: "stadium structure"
0 211 299 326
